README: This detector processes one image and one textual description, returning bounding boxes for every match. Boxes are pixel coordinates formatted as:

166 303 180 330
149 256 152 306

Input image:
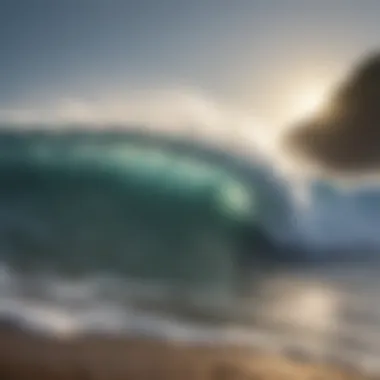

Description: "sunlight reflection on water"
2 263 380 372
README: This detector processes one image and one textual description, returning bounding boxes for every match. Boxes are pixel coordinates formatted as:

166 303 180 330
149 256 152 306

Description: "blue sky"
1 0 380 129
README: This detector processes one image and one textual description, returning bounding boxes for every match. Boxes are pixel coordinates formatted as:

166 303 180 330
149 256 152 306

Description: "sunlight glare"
291 85 329 121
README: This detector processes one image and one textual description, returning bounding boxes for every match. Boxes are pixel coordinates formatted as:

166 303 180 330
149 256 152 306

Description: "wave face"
0 139 249 292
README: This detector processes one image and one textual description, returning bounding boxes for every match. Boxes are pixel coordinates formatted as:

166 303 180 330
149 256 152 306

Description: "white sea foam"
1 263 380 373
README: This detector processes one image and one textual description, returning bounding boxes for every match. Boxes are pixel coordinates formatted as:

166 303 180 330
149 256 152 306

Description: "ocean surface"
1 129 380 375
2 263 380 375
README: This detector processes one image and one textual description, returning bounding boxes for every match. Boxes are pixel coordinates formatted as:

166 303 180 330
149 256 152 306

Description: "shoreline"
0 328 374 380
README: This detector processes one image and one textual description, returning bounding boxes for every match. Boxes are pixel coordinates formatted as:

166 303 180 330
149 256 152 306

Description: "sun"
290 84 329 122
300 90 326 115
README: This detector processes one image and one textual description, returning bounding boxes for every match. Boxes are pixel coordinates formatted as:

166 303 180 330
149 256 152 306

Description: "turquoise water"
0 136 256 296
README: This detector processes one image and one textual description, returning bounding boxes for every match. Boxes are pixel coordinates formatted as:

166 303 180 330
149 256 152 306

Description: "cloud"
282 52 380 175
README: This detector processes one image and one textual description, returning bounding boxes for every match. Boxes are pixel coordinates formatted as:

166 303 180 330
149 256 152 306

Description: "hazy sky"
1 0 380 129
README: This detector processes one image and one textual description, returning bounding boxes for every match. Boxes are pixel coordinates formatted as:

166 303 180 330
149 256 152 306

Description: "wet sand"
0 328 374 380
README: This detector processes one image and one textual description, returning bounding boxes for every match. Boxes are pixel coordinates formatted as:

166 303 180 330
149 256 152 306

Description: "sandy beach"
0 327 375 380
